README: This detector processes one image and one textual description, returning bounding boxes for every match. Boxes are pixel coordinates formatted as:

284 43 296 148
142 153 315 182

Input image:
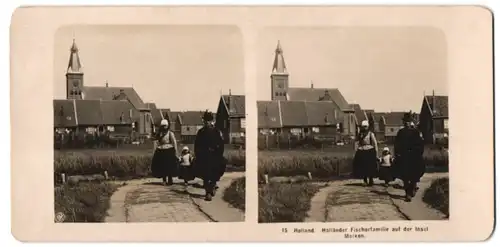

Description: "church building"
54 39 156 138
258 41 359 137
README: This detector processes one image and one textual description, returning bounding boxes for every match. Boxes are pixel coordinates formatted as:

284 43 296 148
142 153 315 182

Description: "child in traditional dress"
378 147 395 186
179 146 195 186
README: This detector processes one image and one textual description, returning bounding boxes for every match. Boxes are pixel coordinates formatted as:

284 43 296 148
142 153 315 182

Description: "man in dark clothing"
394 112 425 202
194 110 226 201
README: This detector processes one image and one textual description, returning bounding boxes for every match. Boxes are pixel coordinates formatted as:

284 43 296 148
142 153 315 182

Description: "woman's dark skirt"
151 148 179 178
178 165 195 181
351 148 378 179
378 166 394 182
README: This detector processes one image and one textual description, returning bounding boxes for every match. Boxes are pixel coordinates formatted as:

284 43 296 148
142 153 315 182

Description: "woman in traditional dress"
352 120 379 186
151 119 179 186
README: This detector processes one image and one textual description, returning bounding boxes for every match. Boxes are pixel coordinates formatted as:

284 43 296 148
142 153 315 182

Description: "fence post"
265 135 269 150
104 171 109 180
336 161 340 177
61 173 66 184
288 135 291 150
264 174 269 184
307 172 312 180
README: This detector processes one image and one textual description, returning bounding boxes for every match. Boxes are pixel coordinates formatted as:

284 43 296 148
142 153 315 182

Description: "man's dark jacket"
393 127 425 181
193 126 227 181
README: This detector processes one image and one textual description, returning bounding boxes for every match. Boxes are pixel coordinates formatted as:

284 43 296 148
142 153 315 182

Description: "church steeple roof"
272 40 288 74
67 39 82 74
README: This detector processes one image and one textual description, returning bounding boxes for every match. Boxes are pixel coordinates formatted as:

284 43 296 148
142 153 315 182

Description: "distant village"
256 41 449 146
53 39 246 148
53 39 448 149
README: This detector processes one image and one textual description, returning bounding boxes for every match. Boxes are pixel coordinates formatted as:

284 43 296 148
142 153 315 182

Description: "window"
186 126 190 131
107 126 115 132
240 118 246 129
390 128 394 132
444 119 449 130
275 92 279 97
312 127 320 133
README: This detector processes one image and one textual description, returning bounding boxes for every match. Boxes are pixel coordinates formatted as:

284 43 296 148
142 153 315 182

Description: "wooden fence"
54 132 153 150
258 134 355 151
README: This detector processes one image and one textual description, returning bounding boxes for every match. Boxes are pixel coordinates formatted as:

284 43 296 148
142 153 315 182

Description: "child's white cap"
361 120 369 127
182 146 189 151
383 147 390 152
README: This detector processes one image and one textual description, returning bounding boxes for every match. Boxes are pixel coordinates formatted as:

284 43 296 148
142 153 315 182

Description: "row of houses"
54 39 246 145
257 41 449 145
55 39 448 147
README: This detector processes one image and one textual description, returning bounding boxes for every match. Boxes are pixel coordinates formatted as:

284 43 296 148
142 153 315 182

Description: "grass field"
54 146 245 182
257 145 448 223
258 182 322 223
54 182 121 222
258 145 448 181
222 177 246 212
423 177 449 218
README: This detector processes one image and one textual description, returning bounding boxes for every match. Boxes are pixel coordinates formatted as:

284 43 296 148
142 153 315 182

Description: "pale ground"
105 172 245 222
305 173 449 222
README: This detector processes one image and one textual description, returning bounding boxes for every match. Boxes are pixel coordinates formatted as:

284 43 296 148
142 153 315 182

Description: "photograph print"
257 27 449 223
53 25 246 223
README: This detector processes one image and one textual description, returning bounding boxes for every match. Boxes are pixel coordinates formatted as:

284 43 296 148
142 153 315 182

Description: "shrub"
258 182 320 223
422 177 449 217
258 147 448 179
222 177 245 211
54 148 245 180
54 182 120 222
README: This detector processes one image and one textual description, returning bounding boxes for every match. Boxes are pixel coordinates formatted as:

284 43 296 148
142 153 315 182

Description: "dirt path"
305 173 448 222
105 172 245 222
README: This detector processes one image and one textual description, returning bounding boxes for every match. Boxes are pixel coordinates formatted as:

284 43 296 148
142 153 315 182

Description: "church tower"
270 41 289 101
66 39 84 100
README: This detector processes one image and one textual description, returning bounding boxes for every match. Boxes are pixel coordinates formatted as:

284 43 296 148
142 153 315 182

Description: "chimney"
105 80 108 87
227 89 232 114
311 81 314 89
432 90 436 114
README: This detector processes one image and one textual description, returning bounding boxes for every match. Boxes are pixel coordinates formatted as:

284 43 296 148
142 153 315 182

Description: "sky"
256 26 448 112
54 25 244 112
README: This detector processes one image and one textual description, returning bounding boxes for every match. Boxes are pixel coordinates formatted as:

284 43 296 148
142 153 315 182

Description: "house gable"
54 99 78 128
221 94 246 117
257 101 282 129
424 95 448 118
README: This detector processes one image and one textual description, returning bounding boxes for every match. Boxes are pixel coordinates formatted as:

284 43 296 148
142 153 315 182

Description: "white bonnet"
160 119 169 126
